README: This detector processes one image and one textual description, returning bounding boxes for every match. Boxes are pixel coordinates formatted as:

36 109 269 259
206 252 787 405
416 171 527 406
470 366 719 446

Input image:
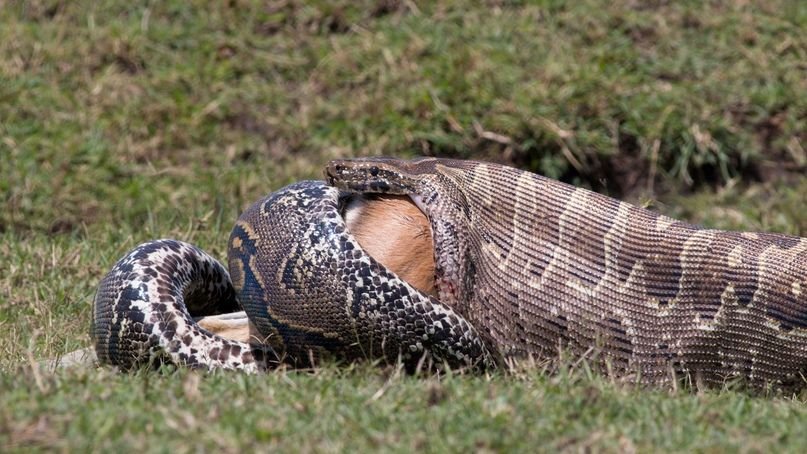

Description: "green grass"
4 365 807 452
1 0 805 451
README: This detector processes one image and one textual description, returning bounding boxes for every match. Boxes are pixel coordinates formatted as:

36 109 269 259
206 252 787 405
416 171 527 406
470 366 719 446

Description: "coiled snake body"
92 180 490 372
93 158 807 388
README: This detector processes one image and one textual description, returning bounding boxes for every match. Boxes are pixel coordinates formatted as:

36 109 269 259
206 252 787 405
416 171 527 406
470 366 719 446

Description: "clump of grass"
666 176 807 236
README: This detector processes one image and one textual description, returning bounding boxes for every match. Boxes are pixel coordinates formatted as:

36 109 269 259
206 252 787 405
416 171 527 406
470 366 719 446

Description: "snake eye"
370 166 379 177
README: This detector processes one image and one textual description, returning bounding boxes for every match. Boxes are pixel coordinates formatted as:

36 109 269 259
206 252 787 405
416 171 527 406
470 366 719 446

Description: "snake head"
326 157 431 194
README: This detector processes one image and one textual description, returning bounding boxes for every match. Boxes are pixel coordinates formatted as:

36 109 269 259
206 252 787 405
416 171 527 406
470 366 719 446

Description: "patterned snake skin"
92 239 275 372
92 181 491 372
325 157 807 388
94 157 807 389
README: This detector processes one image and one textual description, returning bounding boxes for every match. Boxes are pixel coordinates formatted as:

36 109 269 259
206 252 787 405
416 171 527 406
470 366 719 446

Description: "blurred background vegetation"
1 0 804 236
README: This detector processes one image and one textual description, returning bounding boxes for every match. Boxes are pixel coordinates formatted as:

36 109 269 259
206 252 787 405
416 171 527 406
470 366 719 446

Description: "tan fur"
345 195 436 296
196 312 259 343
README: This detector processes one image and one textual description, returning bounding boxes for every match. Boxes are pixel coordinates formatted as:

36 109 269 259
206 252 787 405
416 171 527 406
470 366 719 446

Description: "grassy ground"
1 0 805 451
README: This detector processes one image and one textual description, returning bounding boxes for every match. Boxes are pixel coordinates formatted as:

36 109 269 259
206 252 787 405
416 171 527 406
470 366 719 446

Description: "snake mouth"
338 192 437 296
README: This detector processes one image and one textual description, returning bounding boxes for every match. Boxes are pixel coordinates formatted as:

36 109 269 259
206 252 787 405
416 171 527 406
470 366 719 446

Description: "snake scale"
93 157 807 389
93 179 490 373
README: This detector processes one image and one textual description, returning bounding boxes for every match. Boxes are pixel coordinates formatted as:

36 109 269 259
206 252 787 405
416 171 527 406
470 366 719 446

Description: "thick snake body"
92 239 274 371
326 158 807 388
94 158 807 389
92 181 491 371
